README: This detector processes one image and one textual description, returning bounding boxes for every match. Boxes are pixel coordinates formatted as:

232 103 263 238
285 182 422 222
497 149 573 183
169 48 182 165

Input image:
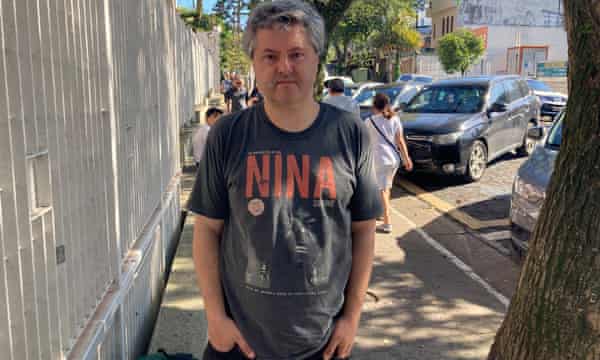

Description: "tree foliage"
437 29 484 75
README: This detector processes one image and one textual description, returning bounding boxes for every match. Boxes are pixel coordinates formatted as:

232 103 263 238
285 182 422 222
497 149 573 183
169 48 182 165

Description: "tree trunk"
488 1 600 359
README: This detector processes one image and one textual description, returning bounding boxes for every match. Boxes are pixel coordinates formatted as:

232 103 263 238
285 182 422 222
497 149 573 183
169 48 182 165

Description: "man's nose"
276 56 293 74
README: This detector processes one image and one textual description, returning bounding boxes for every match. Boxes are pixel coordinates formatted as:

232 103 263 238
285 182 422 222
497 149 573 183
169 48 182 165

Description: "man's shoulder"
321 102 365 131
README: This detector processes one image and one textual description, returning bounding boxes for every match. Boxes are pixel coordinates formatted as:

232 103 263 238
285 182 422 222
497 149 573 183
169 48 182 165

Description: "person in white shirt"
193 107 224 167
322 78 360 117
365 93 413 233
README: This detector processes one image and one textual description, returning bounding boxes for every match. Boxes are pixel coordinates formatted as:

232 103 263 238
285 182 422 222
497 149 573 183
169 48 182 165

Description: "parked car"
351 81 384 99
510 110 563 256
526 79 567 121
396 73 433 84
400 76 540 182
355 82 423 119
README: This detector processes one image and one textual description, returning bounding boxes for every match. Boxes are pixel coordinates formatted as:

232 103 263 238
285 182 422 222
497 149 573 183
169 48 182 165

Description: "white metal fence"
0 1 219 359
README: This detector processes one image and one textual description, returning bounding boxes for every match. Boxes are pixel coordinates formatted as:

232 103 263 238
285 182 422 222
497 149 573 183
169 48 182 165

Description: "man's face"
252 25 319 106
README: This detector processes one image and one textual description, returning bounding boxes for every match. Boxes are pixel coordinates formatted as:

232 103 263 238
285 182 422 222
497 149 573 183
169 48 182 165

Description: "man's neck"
264 98 320 132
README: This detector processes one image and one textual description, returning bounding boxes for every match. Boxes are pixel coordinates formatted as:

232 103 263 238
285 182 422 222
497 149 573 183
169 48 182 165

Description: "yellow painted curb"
396 178 510 230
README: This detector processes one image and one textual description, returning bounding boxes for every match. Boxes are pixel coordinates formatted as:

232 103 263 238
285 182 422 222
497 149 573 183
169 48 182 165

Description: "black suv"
400 76 540 182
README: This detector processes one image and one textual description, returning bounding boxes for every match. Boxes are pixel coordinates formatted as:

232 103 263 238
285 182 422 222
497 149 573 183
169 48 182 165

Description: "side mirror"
488 102 507 114
527 126 544 140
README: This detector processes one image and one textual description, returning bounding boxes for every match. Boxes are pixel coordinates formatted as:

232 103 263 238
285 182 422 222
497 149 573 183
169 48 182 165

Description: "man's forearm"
192 218 227 322
343 221 376 321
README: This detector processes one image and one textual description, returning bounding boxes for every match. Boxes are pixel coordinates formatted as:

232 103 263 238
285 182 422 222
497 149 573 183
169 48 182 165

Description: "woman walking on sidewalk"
366 93 413 233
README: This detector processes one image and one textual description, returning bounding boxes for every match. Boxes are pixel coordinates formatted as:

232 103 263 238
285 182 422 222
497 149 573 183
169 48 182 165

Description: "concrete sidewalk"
148 169 507 359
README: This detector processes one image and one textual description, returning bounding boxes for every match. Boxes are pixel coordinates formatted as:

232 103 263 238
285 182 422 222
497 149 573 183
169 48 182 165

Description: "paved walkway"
148 168 508 359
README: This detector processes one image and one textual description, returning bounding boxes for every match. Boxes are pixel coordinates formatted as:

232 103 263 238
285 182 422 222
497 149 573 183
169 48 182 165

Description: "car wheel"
464 140 487 182
517 122 536 156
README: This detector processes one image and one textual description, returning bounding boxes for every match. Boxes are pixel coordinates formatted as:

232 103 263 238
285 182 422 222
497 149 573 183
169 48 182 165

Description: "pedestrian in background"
224 75 248 113
366 93 413 233
247 85 264 106
221 72 232 94
322 78 360 117
193 107 223 168
188 1 381 359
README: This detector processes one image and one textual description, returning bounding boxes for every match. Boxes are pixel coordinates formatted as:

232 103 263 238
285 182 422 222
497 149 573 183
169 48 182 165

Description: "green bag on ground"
138 349 198 360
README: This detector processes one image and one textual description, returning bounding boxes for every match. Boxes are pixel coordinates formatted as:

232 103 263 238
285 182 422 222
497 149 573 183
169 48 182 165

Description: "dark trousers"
202 342 350 360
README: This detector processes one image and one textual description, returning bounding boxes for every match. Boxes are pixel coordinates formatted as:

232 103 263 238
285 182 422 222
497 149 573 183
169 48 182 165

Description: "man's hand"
322 315 360 359
208 315 256 358
404 157 413 171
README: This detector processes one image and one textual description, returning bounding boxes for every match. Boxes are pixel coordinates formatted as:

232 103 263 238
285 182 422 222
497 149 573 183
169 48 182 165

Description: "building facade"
428 0 567 75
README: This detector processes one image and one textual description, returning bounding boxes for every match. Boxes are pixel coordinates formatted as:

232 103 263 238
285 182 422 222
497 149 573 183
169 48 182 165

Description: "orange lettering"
246 154 270 198
314 157 336 199
286 155 310 199
274 153 282 197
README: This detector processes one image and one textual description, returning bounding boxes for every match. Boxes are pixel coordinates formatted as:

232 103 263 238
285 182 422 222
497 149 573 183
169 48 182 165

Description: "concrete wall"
474 25 568 74
431 6 458 47
0 1 219 359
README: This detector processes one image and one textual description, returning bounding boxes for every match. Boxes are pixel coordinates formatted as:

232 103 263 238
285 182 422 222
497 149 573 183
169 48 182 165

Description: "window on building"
433 23 436 39
442 17 446 35
450 16 454 32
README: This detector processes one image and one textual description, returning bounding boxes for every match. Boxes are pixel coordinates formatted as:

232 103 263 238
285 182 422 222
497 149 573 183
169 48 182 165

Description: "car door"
507 80 531 147
486 81 511 157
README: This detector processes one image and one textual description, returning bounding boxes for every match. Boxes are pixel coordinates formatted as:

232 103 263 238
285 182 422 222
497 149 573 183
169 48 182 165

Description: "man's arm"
323 219 375 359
192 214 255 358
344 219 376 319
192 215 226 322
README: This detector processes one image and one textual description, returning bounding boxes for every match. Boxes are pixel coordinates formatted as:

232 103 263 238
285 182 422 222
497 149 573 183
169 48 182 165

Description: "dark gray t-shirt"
188 103 381 359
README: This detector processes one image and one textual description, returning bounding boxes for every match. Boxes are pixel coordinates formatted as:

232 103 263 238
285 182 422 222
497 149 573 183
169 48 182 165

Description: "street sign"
537 61 568 77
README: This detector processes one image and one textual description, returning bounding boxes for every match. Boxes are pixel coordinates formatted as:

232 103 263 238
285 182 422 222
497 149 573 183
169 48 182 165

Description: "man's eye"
264 55 276 61
291 52 304 60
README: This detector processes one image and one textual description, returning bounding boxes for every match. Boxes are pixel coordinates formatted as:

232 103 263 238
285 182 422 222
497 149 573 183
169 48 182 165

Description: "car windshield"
399 74 413 81
356 87 405 107
405 86 486 113
546 112 564 148
527 80 553 92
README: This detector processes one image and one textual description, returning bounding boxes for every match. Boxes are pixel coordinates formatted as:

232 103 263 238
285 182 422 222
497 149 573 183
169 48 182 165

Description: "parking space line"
396 178 510 230
389 205 510 308
482 231 511 242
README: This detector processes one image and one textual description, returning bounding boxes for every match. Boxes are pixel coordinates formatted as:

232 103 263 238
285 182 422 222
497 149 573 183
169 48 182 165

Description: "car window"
354 88 376 103
488 82 508 105
546 112 564 149
405 86 486 113
395 87 420 105
527 79 553 92
504 80 523 102
399 74 413 81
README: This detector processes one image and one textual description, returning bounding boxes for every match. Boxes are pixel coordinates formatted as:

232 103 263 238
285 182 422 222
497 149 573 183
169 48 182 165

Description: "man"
322 78 360 116
221 72 232 94
247 85 264 107
188 1 381 359
192 107 224 167
224 76 248 113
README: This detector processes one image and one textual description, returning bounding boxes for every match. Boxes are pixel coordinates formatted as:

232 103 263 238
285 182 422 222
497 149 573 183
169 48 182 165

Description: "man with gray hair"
188 1 381 359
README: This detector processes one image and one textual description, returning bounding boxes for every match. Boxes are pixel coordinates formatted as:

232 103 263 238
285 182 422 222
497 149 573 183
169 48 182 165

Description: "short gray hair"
242 0 326 58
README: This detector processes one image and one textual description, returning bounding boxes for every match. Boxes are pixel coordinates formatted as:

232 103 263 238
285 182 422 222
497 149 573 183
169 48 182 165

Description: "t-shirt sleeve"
187 124 229 219
394 116 403 137
349 122 383 221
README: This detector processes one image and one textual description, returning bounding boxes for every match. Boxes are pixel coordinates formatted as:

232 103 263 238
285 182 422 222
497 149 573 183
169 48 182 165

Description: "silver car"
510 111 564 255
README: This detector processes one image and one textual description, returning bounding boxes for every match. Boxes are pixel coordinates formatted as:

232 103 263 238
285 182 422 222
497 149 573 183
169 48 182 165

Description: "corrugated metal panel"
1 0 219 358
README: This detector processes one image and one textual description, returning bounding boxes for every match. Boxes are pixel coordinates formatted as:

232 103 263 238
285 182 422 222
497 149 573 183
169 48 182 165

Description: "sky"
177 0 218 13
